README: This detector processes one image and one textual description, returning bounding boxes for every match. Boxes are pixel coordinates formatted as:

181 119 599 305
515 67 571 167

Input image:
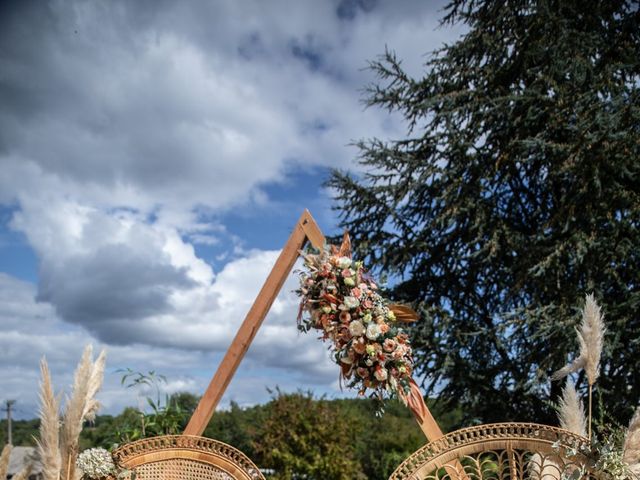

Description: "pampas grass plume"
558 380 587 437
37 358 62 480
0 444 12 480
12 462 34 480
82 349 106 422
553 294 605 385
623 407 640 476
60 345 106 480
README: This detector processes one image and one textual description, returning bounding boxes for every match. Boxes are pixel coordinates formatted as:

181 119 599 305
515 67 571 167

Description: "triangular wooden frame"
183 209 447 444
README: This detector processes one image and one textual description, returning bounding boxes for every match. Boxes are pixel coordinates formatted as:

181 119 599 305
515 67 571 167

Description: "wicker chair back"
112 435 265 480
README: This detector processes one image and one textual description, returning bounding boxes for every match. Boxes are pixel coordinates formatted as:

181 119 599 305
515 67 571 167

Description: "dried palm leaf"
389 304 419 323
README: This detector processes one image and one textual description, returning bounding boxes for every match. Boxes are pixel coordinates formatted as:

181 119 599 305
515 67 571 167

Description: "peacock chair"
389 422 593 480
112 435 264 480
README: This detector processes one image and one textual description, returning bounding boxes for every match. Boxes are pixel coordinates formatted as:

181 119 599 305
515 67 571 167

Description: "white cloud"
0 0 460 217
0 250 337 419
0 0 461 418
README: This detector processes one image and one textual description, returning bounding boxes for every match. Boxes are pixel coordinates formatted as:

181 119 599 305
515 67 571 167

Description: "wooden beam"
405 381 468 480
299 210 325 249
184 210 323 436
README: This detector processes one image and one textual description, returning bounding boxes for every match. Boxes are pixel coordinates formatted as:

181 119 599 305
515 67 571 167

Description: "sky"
0 0 463 420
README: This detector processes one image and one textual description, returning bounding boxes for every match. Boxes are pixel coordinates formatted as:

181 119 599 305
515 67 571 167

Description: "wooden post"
184 210 324 436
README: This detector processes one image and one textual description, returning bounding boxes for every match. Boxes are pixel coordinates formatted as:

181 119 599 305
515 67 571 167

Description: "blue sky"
0 0 462 420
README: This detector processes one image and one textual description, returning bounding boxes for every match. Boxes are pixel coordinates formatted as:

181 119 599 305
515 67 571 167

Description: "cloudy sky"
0 0 462 420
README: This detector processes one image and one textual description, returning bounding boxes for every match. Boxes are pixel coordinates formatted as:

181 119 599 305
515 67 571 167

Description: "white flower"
343 296 359 309
77 448 116 479
337 257 352 269
366 323 381 340
348 320 365 337
374 367 388 382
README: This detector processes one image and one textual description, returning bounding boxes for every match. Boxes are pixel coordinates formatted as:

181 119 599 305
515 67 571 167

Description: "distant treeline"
0 391 463 480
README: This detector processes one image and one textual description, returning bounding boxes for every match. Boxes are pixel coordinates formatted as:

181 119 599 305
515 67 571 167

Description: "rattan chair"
389 422 593 480
112 435 265 480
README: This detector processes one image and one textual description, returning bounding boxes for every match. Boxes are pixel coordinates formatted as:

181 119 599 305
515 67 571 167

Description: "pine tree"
329 0 640 424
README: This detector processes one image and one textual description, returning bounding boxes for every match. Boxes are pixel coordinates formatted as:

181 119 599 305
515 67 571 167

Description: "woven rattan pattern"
134 457 234 480
113 435 265 480
389 422 592 480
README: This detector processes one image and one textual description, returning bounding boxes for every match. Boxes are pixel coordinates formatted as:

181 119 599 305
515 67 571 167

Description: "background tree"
329 0 639 425
252 390 366 480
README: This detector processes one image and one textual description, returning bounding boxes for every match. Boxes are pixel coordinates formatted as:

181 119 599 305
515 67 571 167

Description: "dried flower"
76 448 115 479
623 407 640 476
348 320 365 337
557 379 587 437
297 236 416 401
553 294 605 385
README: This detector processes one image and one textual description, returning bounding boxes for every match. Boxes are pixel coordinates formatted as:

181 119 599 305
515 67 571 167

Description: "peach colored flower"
393 344 408 359
383 338 397 352
353 340 366 354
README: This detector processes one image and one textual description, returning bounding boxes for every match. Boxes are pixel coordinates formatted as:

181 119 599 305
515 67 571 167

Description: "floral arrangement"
76 448 116 479
76 447 133 480
297 233 418 402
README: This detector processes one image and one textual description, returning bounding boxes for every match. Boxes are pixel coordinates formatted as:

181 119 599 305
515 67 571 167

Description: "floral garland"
297 234 417 401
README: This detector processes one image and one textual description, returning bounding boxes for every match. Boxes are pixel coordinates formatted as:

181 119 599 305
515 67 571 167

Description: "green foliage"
328 0 640 425
1 393 461 479
0 418 39 446
252 390 365 480
208 392 451 480
204 400 266 457
337 398 429 479
116 369 193 442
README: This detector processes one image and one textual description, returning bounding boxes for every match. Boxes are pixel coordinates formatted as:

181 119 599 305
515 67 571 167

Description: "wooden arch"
111 210 473 479
182 210 447 443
